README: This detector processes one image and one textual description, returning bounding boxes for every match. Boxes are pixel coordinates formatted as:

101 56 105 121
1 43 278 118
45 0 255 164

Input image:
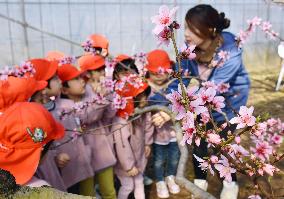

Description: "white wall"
0 0 283 66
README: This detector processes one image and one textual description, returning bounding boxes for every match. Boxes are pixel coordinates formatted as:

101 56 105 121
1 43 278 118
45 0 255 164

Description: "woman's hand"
55 153 70 168
151 111 171 128
127 166 139 177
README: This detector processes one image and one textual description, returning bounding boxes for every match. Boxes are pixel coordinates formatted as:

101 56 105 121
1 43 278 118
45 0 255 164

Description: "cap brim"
0 147 42 185
35 80 48 91
52 121 65 140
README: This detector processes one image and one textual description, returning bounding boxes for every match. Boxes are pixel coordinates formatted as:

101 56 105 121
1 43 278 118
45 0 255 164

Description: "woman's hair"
185 4 230 39
113 59 139 80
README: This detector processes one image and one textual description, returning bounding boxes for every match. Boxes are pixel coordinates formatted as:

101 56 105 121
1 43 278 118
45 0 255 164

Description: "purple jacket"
36 149 67 191
52 97 94 188
112 113 154 176
83 84 117 172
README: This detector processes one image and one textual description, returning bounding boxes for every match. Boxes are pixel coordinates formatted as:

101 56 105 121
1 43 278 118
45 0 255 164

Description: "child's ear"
42 88 48 95
101 49 108 57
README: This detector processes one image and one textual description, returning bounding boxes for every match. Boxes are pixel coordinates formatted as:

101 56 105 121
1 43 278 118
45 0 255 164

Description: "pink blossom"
71 131 81 142
199 87 216 104
59 56 76 66
81 39 93 52
200 112 210 124
247 16 262 27
211 96 225 113
235 136 241 144
207 132 222 145
217 83 230 93
262 163 278 176
181 112 196 145
105 59 116 78
151 5 178 35
92 93 109 105
218 50 230 61
190 98 208 115
248 195 261 199
250 141 273 161
261 21 272 32
271 134 283 145
180 43 196 60
252 122 267 137
214 155 236 182
229 106 256 129
210 155 219 164
166 84 186 120
193 154 214 175
156 26 172 46
101 78 115 93
112 93 128 110
228 144 249 161
201 81 218 90
133 52 148 76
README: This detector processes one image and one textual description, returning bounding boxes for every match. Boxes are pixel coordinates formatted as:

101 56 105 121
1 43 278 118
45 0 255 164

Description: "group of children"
0 34 181 199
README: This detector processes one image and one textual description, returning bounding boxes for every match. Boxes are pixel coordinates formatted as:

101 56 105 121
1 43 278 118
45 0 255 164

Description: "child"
113 54 139 80
78 53 117 199
30 58 67 191
146 49 181 198
112 78 154 199
0 75 47 112
82 34 109 57
30 58 62 110
54 63 96 196
0 102 64 187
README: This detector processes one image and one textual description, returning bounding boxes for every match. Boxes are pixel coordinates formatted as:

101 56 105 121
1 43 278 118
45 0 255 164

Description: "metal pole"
38 0 45 56
5 0 15 64
20 0 30 59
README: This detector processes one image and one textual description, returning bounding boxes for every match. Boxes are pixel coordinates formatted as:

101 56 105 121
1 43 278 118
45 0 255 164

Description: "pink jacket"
83 85 117 172
112 113 154 176
52 97 94 188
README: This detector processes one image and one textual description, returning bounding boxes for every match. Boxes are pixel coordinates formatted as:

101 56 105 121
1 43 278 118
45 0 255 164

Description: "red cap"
115 76 148 118
146 49 171 73
0 76 47 112
45 51 65 61
89 34 109 50
116 98 134 119
78 54 105 72
0 102 64 185
115 54 132 63
57 64 83 83
30 58 58 81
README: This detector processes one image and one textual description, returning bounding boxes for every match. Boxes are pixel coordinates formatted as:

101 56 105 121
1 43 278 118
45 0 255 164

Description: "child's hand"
145 145 151 158
127 166 139 177
152 111 171 128
56 153 70 168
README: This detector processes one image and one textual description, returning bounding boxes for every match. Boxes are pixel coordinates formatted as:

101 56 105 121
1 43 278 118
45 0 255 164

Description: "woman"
150 4 250 199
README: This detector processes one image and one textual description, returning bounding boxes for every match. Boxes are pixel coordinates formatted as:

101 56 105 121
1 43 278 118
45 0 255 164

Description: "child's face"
64 77 86 96
115 70 131 80
45 76 62 97
136 93 148 108
149 71 169 85
90 69 105 82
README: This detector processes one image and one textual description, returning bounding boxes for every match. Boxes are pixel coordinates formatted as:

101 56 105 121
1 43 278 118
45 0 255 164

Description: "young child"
112 78 154 199
146 49 181 198
83 34 109 57
30 58 67 191
78 53 117 199
54 63 96 196
0 102 64 187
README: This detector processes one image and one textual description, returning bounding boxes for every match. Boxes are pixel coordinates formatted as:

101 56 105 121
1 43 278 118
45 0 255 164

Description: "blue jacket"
149 32 250 122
